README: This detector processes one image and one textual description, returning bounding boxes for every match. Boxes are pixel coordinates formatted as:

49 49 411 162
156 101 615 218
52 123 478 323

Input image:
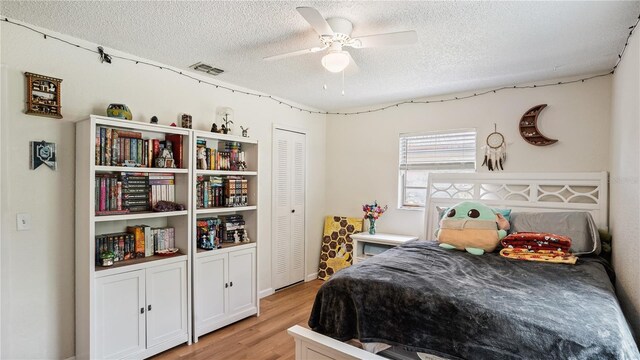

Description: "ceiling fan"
264 7 418 73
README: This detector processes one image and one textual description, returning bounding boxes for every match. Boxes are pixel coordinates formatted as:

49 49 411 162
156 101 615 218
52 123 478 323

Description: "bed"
288 172 640 359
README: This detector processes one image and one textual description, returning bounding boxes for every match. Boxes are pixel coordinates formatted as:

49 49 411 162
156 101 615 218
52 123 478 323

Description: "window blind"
399 129 476 171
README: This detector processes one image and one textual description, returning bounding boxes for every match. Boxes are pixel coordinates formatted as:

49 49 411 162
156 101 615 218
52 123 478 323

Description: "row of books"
196 176 249 208
95 172 176 215
196 140 246 171
95 126 184 168
220 215 246 243
95 226 176 266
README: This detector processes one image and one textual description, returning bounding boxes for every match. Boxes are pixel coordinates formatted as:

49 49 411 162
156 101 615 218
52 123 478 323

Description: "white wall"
0 20 326 359
325 76 612 238
610 28 640 340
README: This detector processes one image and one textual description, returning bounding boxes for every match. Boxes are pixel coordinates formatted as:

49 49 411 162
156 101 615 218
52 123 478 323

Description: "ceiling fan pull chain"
342 70 345 96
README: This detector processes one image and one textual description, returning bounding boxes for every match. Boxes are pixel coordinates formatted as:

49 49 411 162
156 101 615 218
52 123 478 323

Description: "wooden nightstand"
350 232 418 263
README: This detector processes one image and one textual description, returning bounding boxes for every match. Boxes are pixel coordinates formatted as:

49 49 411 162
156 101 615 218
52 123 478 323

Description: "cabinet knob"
140 307 144 314
291 209 295 213
230 281 233 287
225 283 228 288
148 304 152 312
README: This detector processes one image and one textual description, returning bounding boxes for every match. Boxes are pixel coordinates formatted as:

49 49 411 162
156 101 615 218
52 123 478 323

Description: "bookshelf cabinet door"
145 261 188 348
95 270 146 360
228 248 256 316
195 253 228 333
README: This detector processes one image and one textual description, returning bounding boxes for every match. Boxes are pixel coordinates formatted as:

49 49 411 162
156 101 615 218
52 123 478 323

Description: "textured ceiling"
2 1 638 111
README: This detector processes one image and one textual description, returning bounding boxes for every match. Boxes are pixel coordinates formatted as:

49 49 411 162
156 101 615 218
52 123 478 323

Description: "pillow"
436 201 508 255
437 206 511 223
509 212 600 255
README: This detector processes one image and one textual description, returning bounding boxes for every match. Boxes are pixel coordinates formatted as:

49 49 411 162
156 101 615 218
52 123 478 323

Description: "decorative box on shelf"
350 232 418 264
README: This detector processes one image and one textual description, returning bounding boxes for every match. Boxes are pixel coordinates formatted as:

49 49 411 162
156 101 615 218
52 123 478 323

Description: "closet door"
290 131 306 285
272 128 306 290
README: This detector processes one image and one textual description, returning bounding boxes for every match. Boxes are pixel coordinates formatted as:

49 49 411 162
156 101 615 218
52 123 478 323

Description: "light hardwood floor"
153 280 324 360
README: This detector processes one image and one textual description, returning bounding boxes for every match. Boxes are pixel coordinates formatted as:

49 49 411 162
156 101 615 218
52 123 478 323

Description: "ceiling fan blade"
264 46 327 61
346 52 359 73
350 30 417 48
296 7 334 36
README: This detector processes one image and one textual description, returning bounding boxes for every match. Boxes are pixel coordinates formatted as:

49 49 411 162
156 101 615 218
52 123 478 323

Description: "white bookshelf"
191 130 259 341
75 115 192 360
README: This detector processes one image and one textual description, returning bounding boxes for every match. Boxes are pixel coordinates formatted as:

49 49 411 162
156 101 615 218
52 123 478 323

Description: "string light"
3 14 639 116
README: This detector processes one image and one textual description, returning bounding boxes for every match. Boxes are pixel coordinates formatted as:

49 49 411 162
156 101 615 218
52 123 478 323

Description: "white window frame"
398 129 477 209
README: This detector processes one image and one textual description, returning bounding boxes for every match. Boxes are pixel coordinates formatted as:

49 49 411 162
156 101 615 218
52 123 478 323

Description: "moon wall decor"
518 104 558 146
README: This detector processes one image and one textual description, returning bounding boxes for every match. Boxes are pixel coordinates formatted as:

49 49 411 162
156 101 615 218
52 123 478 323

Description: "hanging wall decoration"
482 124 506 171
518 104 558 146
30 140 57 170
25 72 63 119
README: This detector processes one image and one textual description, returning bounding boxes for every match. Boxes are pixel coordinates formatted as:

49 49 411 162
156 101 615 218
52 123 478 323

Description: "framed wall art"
30 140 57 170
25 72 63 119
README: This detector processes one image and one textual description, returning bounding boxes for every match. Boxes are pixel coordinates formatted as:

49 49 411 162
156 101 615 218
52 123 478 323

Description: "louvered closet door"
290 132 306 285
272 128 306 290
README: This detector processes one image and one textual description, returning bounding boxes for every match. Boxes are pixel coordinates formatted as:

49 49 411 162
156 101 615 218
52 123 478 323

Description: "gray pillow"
509 212 600 255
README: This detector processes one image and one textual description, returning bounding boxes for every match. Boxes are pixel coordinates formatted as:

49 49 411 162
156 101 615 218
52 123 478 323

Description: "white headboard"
425 172 609 239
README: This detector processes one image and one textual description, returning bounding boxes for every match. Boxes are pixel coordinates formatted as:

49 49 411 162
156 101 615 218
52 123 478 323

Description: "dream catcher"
482 124 506 171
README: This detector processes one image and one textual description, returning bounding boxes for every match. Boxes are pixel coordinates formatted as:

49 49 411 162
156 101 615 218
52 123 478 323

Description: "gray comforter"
309 240 639 359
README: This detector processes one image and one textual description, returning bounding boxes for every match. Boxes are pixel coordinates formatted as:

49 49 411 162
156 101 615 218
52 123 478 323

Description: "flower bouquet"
362 201 388 235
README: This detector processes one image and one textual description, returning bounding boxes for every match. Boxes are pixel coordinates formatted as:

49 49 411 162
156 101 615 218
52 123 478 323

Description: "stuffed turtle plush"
436 201 507 255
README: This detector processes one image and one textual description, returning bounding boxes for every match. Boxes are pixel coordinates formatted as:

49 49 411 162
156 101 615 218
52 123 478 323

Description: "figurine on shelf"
107 103 132 120
150 116 158 124
234 232 241 244
242 231 250 243
240 126 249 137
169 122 177 127
196 146 207 169
222 114 233 134
199 234 214 250
217 107 234 134
235 160 247 171
220 124 227 134
181 114 193 129
211 123 218 133
156 142 175 168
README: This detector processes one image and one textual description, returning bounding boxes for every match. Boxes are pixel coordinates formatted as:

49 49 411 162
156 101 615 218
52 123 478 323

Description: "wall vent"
189 62 224 76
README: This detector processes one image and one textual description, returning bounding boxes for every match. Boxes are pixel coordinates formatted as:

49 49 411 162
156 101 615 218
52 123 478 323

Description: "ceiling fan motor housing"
323 17 354 45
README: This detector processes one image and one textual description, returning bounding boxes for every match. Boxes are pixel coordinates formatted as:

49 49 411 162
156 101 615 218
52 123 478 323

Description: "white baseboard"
258 288 274 299
64 356 76 360
306 273 318 282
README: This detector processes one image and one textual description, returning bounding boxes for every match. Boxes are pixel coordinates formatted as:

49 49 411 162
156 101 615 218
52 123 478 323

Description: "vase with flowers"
362 201 388 235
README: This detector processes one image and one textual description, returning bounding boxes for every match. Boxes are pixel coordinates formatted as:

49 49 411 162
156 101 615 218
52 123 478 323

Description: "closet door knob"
225 283 228 288
140 307 144 314
148 305 152 311
291 209 295 213
230 282 233 287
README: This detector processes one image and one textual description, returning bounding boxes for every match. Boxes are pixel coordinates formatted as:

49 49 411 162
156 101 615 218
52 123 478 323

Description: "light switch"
16 213 31 231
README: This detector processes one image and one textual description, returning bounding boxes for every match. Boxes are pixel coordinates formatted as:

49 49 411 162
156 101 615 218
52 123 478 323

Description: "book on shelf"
197 217 222 250
165 134 184 169
94 232 135 265
196 175 248 209
196 140 246 171
95 226 177 266
95 172 177 216
220 215 245 243
94 126 184 169
126 225 146 258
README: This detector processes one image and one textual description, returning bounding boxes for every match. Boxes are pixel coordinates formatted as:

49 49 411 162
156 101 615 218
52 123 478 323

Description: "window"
399 129 476 208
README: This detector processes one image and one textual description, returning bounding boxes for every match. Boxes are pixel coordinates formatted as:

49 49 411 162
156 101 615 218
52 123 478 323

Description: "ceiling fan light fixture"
321 51 350 73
